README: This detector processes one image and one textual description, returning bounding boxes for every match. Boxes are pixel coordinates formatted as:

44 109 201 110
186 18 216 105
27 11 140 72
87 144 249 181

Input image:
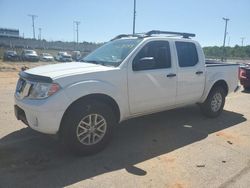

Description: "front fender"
63 80 127 121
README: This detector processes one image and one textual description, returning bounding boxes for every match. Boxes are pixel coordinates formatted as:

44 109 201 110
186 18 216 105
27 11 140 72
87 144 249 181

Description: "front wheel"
200 87 226 118
60 100 116 155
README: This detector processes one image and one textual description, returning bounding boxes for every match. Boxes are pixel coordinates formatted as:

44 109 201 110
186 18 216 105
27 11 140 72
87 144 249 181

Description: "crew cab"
14 30 239 155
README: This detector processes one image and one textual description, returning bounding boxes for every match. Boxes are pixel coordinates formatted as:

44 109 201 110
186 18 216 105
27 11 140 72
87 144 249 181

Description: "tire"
60 100 116 155
200 87 226 118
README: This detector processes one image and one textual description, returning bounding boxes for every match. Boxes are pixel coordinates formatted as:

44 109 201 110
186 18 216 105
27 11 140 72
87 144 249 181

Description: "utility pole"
74 21 80 43
241 37 245 47
38 28 42 40
227 36 230 46
28 14 38 39
133 0 136 35
222 17 229 61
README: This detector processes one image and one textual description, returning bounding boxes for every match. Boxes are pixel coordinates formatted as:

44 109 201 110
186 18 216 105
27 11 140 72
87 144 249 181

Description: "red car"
239 64 250 90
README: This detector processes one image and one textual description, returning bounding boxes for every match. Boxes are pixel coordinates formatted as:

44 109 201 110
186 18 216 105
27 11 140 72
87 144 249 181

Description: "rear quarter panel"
200 64 239 103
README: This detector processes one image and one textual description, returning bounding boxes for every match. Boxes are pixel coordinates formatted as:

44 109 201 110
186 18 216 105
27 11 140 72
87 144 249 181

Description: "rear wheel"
200 87 226 118
60 100 116 155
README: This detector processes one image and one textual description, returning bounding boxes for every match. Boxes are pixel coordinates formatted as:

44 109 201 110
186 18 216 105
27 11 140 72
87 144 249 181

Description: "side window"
176 42 198 67
133 41 171 71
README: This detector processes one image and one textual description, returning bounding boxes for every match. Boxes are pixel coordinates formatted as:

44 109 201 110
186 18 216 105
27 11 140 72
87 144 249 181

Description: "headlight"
28 82 61 99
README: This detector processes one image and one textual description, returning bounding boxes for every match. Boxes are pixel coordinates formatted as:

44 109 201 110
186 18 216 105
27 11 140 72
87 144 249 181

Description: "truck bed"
203 60 239 97
205 60 239 67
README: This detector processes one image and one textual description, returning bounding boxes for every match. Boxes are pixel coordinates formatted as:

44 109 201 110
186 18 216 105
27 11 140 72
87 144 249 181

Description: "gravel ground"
0 65 250 188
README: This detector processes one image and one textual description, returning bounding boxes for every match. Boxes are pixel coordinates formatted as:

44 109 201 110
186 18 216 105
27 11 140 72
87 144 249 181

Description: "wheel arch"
59 93 121 134
200 79 229 103
210 80 229 96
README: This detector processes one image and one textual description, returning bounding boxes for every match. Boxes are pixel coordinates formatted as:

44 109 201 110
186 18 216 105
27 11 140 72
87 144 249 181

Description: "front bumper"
14 92 69 134
14 105 29 126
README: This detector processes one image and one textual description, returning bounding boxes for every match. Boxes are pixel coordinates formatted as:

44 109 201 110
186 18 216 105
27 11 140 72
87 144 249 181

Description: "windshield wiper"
82 59 115 67
82 59 104 65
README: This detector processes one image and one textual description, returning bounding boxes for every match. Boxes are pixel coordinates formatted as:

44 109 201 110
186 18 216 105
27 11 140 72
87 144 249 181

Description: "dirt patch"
170 182 188 188
216 132 235 139
163 157 176 164
0 66 17 72
0 61 55 73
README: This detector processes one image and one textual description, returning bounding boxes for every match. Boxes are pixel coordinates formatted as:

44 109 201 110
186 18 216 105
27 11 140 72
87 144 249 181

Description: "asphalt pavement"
0 73 250 188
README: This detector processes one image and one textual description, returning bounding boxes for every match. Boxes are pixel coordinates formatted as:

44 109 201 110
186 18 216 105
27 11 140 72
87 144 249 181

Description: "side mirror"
133 57 156 71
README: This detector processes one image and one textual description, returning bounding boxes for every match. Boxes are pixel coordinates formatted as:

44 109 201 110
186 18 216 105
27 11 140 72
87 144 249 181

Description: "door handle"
166 73 176 78
196 71 203 75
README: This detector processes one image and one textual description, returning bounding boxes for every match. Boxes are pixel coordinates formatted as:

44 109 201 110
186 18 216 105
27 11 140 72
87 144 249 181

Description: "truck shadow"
0 106 247 187
242 89 250 94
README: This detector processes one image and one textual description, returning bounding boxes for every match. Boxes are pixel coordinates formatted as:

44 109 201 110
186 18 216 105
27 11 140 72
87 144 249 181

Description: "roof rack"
110 30 196 41
145 30 195 38
110 34 143 41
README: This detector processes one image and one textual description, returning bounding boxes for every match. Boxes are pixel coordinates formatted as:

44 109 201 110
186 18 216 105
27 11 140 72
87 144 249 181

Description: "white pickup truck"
14 30 239 155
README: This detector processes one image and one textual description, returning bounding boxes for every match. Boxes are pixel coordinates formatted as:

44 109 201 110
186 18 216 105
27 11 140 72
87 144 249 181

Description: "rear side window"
176 42 198 67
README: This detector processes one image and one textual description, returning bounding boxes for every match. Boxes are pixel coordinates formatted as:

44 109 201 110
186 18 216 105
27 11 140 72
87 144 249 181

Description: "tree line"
203 45 250 59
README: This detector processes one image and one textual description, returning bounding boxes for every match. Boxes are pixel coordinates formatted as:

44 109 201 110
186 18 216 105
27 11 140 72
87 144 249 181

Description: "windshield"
83 38 142 67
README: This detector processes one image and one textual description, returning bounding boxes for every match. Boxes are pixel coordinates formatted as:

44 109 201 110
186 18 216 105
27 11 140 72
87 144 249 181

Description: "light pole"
28 14 38 39
241 37 245 47
133 0 136 35
38 28 42 40
74 21 80 43
222 17 229 61
227 36 230 46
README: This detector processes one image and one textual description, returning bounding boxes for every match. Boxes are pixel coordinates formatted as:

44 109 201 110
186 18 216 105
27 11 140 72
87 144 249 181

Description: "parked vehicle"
40 53 54 62
55 52 72 62
21 50 39 62
72 51 81 61
14 30 240 155
3 50 19 61
239 63 250 90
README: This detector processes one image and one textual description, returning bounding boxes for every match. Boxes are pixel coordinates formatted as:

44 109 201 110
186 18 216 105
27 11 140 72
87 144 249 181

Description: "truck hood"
25 62 115 79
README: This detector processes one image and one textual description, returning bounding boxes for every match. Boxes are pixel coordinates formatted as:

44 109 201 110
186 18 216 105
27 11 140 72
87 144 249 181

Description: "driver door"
128 40 177 115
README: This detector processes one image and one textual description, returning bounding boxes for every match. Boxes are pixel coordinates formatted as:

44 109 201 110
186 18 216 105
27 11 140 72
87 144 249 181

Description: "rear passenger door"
175 41 205 105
